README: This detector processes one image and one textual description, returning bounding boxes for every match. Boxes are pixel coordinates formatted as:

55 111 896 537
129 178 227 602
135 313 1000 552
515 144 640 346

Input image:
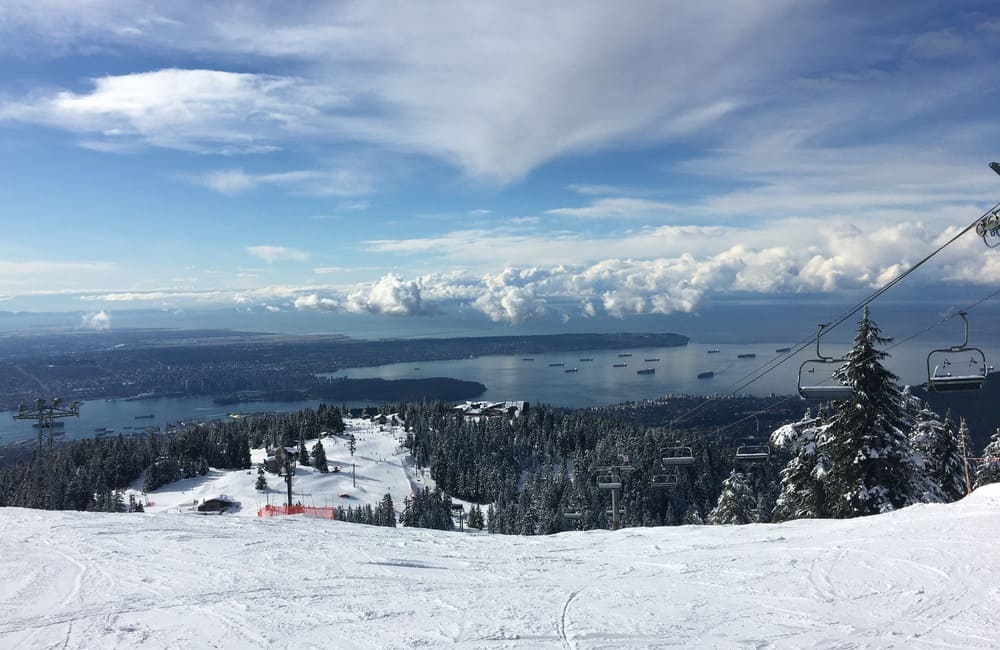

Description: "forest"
1 312 998 532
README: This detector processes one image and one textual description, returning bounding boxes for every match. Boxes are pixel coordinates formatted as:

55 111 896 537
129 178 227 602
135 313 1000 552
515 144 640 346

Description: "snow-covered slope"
140 417 421 517
2 419 999 648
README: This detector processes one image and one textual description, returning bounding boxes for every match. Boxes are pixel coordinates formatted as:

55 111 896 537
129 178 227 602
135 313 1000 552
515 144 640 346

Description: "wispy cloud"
546 198 681 220
0 68 343 154
0 3 809 181
197 168 373 197
246 246 310 263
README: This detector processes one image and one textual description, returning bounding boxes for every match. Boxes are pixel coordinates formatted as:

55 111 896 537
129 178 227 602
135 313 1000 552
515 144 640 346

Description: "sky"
1 1 999 334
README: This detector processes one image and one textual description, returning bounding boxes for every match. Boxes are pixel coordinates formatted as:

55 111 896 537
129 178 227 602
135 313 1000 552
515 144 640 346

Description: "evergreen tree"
467 504 485 530
818 308 938 517
375 492 396 527
311 440 329 473
771 413 829 522
255 466 268 491
682 504 703 525
708 470 756 525
973 428 1000 489
298 439 310 466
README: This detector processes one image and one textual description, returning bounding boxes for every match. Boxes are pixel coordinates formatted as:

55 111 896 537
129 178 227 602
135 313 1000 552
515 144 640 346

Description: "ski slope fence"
257 504 336 519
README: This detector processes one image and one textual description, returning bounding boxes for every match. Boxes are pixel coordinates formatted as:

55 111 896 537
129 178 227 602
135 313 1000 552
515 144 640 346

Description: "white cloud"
0 68 343 154
247 246 310 263
546 198 681 220
79 310 111 330
345 273 436 316
198 168 373 197
473 286 548 324
293 294 339 311
0 3 812 181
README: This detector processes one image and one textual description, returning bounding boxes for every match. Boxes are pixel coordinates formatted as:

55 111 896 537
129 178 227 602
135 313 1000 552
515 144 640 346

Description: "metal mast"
14 398 80 448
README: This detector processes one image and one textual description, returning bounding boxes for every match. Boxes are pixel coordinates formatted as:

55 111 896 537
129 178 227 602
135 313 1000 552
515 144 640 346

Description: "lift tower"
14 398 80 448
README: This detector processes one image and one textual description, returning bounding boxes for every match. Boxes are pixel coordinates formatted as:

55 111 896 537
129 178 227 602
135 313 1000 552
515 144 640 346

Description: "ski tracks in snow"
558 587 582 649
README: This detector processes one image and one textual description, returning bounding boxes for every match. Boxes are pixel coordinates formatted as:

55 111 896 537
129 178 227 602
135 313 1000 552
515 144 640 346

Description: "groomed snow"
2 418 999 648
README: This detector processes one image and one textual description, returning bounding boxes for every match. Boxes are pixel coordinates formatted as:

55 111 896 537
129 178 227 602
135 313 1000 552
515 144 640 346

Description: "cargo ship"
697 371 714 379
637 368 655 375
613 363 628 368
737 353 756 359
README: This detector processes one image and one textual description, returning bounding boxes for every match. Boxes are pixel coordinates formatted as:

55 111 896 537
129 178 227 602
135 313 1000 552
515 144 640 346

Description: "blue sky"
0 1 999 333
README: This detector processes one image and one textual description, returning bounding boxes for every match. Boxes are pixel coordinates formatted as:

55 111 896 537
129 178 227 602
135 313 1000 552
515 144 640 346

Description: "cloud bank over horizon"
0 1 998 328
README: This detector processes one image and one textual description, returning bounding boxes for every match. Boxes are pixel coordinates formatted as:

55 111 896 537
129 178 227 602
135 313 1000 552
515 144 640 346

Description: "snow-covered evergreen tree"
771 412 829 522
973 428 1000 489
908 406 965 501
310 440 329 473
818 308 939 517
374 492 396 527
254 466 267 491
467 504 485 530
708 470 756 525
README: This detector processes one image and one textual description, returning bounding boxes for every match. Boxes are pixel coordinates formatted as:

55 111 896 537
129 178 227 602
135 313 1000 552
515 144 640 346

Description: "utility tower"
14 398 80 448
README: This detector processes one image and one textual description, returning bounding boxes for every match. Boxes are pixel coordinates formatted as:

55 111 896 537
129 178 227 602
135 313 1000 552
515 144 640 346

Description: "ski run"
2 417 998 648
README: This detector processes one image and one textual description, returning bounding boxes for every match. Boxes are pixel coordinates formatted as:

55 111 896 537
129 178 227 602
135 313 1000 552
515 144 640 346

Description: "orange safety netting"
257 504 336 519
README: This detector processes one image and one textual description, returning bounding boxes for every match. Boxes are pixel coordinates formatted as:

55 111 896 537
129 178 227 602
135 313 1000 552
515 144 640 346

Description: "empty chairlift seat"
660 446 695 466
798 323 852 401
927 312 988 393
735 443 770 463
650 472 679 488
595 473 622 490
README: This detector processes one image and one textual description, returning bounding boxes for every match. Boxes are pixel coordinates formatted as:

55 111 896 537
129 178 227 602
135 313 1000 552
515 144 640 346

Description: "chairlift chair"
660 446 695 466
798 323 853 401
562 508 584 520
651 471 679 488
735 428 770 462
595 472 622 490
735 444 770 463
927 312 988 392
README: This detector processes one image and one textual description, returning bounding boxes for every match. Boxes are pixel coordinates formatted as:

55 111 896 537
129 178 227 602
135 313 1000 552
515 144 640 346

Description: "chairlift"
927 311 987 392
562 508 584 520
651 471 679 488
660 446 695 466
596 472 622 489
735 422 770 463
735 443 770 463
798 323 853 401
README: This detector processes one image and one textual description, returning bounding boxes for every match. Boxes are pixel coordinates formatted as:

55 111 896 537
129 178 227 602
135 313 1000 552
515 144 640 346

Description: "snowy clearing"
140 418 422 517
1 417 999 648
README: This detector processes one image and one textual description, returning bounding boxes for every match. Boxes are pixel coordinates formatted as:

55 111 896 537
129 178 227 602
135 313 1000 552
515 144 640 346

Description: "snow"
2 418 1000 648
139 418 423 516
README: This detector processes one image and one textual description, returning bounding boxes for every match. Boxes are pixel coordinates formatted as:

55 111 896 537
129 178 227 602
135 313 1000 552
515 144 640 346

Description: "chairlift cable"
682 282 1000 442
669 193 1000 429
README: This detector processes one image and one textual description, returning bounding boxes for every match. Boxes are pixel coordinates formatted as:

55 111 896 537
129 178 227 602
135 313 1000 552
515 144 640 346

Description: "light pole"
14 398 80 448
